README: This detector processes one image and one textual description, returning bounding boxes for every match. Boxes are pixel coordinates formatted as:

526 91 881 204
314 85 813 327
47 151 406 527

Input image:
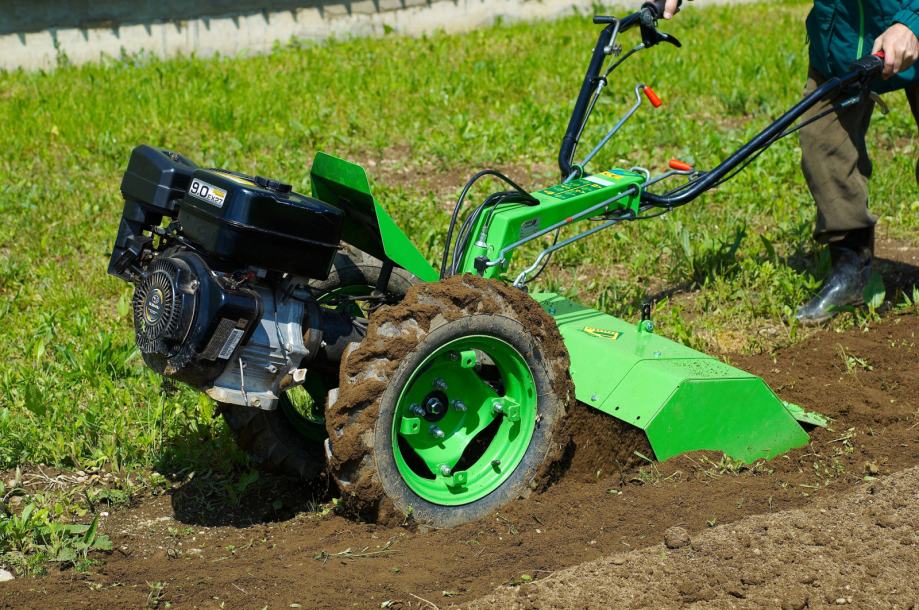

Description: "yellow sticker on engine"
582 327 622 341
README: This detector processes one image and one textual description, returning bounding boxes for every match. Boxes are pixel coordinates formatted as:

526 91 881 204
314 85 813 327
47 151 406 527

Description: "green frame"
308 152 821 468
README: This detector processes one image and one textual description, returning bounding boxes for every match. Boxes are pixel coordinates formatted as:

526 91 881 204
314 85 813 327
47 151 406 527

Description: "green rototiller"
107 1 885 527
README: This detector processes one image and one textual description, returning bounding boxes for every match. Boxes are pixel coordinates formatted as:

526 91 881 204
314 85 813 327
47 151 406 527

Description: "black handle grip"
850 52 885 78
642 0 682 20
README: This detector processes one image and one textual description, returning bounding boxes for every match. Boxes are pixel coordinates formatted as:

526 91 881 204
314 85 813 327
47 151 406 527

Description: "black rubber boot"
795 246 873 325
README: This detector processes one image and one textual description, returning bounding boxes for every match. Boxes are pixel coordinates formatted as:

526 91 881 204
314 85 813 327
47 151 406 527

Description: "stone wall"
0 0 599 70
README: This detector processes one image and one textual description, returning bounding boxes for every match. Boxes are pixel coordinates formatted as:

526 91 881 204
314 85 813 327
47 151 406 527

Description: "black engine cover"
109 146 198 280
133 251 261 388
178 168 345 279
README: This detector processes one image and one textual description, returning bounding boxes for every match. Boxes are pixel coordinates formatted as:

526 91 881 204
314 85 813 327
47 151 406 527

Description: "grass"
0 0 916 572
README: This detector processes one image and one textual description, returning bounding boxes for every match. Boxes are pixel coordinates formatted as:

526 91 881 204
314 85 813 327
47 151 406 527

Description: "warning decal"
581 326 622 341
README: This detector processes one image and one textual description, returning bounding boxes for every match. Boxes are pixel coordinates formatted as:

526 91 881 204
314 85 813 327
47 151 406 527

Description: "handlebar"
559 3 682 178
641 0 679 20
639 52 886 208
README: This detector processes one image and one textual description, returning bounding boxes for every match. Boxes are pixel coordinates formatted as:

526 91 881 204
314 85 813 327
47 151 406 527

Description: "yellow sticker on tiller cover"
581 327 622 341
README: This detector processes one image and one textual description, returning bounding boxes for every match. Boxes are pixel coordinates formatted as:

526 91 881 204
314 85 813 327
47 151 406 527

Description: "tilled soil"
2 253 918 608
468 463 919 609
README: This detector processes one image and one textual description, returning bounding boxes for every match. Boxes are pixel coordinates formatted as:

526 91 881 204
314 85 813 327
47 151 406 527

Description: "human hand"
662 0 690 20
872 23 919 78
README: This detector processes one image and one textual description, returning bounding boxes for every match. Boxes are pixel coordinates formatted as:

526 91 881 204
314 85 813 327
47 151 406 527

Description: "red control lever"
642 85 663 108
669 159 693 172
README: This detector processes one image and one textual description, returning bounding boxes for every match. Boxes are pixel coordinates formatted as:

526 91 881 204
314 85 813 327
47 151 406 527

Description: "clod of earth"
664 526 691 549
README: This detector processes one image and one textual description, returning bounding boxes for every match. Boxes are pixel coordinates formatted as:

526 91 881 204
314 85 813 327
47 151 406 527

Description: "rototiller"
107 1 885 526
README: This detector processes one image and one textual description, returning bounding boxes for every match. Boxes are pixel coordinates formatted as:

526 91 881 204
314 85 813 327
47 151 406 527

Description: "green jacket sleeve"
894 0 919 38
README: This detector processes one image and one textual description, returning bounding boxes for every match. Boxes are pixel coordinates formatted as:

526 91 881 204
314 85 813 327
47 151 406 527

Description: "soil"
1 253 918 609
468 463 919 609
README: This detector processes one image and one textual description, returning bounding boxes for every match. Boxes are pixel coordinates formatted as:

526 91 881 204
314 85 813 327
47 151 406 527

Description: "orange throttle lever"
669 159 693 172
642 85 663 108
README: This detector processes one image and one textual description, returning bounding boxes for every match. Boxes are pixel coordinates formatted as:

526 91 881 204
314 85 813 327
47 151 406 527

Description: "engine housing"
110 145 366 411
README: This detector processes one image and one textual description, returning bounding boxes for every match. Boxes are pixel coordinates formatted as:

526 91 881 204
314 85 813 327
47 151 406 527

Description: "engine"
109 145 362 409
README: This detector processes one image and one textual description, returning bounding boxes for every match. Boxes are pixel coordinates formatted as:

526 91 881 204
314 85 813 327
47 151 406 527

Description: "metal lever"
570 83 661 180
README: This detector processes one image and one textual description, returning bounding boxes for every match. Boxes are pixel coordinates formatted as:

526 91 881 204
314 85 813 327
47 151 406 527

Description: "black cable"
440 170 537 279
603 45 643 80
707 100 851 190
450 192 521 276
569 45 646 171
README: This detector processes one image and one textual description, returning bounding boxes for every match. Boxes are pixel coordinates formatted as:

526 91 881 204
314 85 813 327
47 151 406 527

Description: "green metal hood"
536 293 820 464
310 152 438 282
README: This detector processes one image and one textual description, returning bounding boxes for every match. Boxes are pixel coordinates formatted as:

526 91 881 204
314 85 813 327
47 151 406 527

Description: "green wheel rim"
392 335 537 506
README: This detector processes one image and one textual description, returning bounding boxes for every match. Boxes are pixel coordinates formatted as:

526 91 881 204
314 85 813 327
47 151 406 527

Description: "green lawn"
0 0 916 478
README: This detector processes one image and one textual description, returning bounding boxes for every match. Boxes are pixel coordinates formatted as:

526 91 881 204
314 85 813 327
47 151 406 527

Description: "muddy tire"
326 274 574 528
220 247 419 481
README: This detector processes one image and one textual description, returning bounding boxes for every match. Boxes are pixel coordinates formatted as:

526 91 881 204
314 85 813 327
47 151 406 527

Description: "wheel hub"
421 391 449 422
391 335 538 506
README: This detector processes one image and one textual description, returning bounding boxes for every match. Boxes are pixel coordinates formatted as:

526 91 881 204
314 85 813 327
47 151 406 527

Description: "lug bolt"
452 400 467 412
493 401 504 415
410 404 425 417
429 425 445 440
439 464 452 477
433 378 448 391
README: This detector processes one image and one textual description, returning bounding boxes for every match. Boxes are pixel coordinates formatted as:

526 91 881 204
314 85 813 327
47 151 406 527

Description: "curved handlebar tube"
557 23 617 179
558 6 680 179
639 53 885 209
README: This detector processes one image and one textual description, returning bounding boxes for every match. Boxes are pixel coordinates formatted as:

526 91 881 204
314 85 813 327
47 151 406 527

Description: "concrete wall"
0 0 599 71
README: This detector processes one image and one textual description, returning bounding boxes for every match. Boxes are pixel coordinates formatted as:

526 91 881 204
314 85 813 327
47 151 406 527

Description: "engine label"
189 178 227 208
201 318 246 360
217 328 245 360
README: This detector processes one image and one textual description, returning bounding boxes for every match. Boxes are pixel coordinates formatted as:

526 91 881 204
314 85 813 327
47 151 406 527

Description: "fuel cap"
254 175 292 194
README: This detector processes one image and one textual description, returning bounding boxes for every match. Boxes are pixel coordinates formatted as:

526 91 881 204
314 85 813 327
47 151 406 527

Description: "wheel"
220 247 418 480
326 274 574 528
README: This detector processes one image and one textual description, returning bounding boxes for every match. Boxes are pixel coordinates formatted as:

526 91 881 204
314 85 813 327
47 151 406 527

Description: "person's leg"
796 67 877 324
905 82 919 185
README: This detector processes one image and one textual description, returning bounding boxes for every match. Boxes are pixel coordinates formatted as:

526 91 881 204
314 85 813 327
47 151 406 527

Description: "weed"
0 504 112 574
146 581 168 609
313 539 398 563
837 346 874 373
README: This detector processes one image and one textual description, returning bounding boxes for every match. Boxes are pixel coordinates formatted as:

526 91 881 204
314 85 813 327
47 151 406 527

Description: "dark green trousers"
799 67 919 249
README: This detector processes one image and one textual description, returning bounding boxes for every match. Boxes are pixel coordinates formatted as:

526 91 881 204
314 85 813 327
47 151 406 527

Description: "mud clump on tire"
325 274 574 525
